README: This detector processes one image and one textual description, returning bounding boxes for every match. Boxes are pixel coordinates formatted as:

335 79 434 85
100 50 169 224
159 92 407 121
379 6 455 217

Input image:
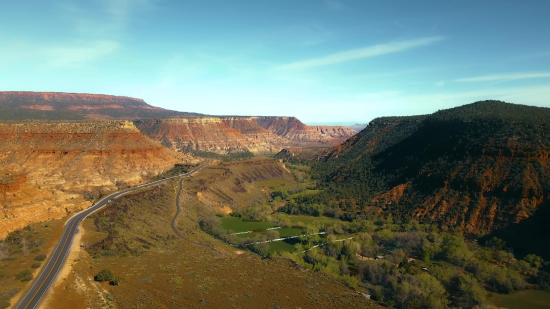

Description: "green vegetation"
0 219 63 307
34 254 46 261
0 288 20 309
94 269 114 282
491 289 550 309
152 163 197 181
192 150 254 162
15 270 32 282
87 184 177 258
203 196 550 308
278 101 550 261
219 217 277 233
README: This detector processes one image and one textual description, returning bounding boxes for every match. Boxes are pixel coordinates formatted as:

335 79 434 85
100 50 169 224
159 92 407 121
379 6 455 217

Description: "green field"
288 189 323 199
218 216 317 254
266 239 299 254
277 227 303 237
219 217 277 233
273 213 330 225
491 290 550 309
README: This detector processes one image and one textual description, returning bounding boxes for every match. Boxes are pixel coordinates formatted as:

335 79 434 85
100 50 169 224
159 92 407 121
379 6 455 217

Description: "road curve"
15 166 204 309
169 177 230 257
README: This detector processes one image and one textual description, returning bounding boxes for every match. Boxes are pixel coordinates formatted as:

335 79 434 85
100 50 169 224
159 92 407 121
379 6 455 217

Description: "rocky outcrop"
0 120 195 238
0 91 201 121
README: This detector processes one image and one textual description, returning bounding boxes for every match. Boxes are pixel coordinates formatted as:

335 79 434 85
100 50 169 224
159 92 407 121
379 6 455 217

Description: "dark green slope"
310 100 550 236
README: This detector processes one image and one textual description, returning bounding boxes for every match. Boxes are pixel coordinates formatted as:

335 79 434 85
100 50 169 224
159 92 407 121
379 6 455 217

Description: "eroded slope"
0 120 195 237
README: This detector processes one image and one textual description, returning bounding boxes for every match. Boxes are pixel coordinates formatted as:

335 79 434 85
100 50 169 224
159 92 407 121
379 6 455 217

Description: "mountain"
0 91 202 121
136 116 357 155
313 100 550 236
252 116 357 145
0 120 195 238
347 123 369 131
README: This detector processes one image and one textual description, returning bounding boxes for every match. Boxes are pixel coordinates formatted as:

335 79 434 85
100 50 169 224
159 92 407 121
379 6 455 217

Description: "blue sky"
1 0 550 124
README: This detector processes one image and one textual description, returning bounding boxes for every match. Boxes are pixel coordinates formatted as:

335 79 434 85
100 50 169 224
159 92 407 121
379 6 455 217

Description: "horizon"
1 0 550 123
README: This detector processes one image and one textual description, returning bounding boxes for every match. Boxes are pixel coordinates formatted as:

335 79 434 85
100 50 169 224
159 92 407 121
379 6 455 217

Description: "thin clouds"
324 0 345 10
455 72 550 82
274 37 444 71
43 40 120 68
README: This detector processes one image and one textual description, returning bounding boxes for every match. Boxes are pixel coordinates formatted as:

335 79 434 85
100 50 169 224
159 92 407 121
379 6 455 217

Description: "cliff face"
317 101 550 234
0 120 195 238
252 117 357 145
134 118 279 154
136 116 357 155
0 91 201 121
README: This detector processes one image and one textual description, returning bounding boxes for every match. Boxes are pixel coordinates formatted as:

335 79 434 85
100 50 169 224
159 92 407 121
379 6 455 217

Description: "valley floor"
43 174 382 309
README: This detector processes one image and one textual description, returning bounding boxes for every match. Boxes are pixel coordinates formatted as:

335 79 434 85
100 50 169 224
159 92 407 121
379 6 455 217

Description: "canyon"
0 91 357 237
0 120 196 238
135 116 356 155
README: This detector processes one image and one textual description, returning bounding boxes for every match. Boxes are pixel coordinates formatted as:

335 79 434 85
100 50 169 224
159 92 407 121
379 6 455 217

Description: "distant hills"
306 101 549 245
0 92 356 154
0 91 202 121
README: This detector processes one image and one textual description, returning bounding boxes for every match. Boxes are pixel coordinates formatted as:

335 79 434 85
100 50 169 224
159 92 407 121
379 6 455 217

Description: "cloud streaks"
274 37 444 71
456 72 550 82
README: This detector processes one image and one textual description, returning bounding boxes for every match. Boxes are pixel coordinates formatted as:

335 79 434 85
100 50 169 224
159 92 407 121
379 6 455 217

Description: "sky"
1 0 550 124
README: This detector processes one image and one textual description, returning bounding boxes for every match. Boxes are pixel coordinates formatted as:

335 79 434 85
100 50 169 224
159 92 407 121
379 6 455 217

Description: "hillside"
0 91 201 121
310 101 550 238
0 120 195 237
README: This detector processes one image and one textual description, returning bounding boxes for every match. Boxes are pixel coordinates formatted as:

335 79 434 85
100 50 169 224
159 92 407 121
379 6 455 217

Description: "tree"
524 254 544 270
94 269 114 282
452 273 487 308
266 230 280 241
485 237 506 251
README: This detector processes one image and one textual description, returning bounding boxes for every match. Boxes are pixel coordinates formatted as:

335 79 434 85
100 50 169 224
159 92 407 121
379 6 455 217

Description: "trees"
452 273 487 308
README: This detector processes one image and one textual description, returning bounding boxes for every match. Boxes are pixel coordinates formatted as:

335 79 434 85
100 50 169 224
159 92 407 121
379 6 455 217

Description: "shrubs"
34 254 46 261
94 269 120 286
15 270 33 282
94 269 114 282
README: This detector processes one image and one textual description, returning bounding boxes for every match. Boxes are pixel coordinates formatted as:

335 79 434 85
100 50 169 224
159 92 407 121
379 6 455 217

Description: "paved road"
15 166 204 309
169 177 230 257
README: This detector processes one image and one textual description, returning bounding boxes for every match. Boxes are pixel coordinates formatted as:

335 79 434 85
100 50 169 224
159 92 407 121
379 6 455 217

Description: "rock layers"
136 116 357 155
0 120 195 238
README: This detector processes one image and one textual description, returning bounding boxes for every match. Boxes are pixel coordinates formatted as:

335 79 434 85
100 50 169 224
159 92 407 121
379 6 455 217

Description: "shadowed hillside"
306 101 550 236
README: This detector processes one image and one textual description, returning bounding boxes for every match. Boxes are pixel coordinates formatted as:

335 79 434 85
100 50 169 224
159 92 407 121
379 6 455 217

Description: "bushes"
34 254 46 261
94 269 114 282
15 270 33 282
94 269 121 286
0 288 21 309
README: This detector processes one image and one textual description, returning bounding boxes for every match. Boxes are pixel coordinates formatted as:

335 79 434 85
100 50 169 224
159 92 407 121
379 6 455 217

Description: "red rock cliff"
0 120 195 238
